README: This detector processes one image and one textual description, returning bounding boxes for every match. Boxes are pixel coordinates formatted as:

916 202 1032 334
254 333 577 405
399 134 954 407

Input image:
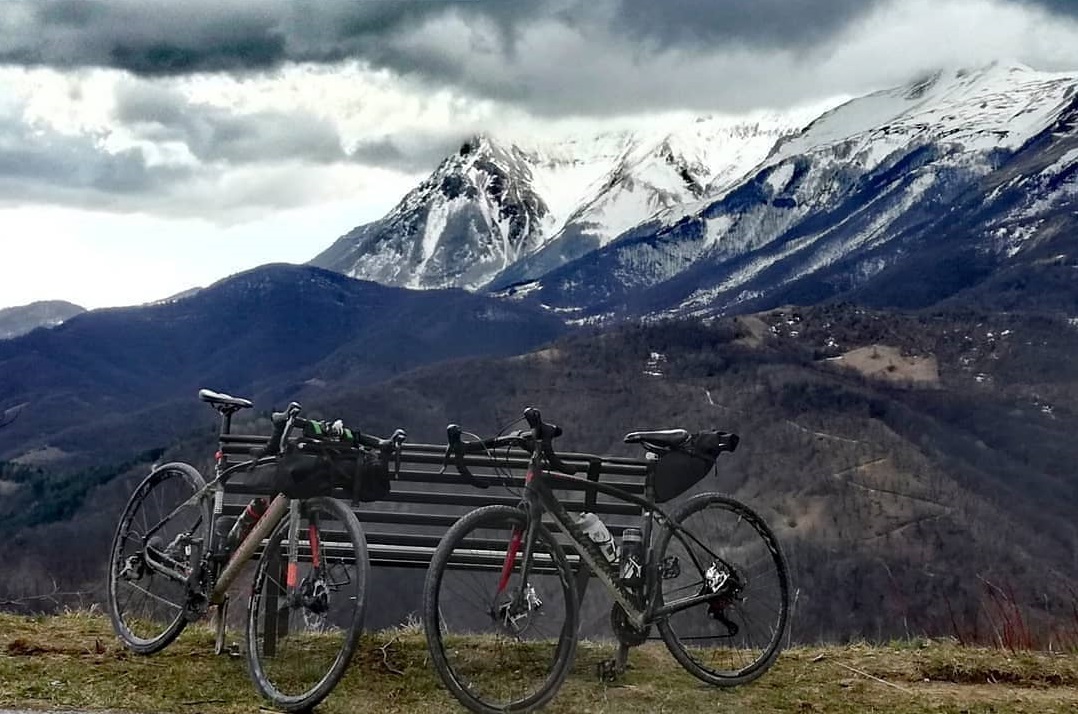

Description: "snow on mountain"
0 301 85 340
489 109 834 288
311 136 554 290
524 63 1078 319
313 107 829 291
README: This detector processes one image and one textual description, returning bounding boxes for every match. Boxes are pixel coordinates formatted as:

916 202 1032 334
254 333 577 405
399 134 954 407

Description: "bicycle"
423 407 790 713
106 389 406 712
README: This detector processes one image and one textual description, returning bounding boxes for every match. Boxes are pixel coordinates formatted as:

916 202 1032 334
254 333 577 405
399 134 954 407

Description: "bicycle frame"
509 448 735 631
138 454 294 606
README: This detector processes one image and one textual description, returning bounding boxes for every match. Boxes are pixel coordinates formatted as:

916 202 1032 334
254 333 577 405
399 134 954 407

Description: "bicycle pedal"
596 658 623 683
659 555 681 580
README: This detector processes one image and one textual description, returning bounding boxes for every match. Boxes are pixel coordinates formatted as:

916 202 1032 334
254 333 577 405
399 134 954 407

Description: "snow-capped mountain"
311 136 555 290
488 110 827 288
522 63 1078 319
312 109 827 290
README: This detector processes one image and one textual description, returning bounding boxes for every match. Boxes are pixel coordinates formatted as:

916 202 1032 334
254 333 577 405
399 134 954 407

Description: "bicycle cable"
476 413 527 497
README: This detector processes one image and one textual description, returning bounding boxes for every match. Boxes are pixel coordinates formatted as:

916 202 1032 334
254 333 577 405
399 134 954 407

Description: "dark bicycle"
423 407 789 713
106 389 405 712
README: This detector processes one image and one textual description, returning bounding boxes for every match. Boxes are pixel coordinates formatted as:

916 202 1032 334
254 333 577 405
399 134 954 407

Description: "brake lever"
440 424 488 489
440 424 462 475
389 428 407 478
261 401 303 457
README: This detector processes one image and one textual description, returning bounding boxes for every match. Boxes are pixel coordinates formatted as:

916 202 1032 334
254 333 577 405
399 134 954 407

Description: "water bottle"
619 527 644 587
213 516 237 558
577 512 617 564
226 497 268 552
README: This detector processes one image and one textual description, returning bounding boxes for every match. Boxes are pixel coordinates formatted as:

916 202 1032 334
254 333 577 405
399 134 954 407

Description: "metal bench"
217 433 649 626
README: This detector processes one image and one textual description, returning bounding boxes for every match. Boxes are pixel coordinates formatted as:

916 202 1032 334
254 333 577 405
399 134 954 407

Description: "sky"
2 0 1078 309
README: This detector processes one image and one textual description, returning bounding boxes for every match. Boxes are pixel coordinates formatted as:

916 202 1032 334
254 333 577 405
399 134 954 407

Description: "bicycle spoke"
658 495 789 686
108 464 207 653
122 580 184 612
248 498 368 712
425 506 577 713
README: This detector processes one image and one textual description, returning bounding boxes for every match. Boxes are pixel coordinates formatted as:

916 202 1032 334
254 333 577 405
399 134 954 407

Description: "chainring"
610 603 651 647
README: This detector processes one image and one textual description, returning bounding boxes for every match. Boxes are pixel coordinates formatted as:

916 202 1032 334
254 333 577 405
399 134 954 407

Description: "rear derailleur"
703 561 743 636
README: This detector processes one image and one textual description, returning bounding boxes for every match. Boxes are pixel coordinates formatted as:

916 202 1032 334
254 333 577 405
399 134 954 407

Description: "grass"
1 611 1077 713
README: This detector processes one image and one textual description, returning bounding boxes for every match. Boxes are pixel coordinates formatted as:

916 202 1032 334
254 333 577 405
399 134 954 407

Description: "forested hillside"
2 304 1074 644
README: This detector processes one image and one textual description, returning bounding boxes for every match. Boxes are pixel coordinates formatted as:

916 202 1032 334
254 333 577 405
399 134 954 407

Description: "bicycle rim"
424 505 578 714
107 462 207 654
247 497 369 712
656 493 789 686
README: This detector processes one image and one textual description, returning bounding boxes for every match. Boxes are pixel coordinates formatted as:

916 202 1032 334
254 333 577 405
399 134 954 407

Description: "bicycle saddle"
623 429 690 448
198 388 253 412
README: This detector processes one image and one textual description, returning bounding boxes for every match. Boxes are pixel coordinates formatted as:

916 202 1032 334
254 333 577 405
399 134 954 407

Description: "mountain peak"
457 133 499 157
316 108 824 291
0 300 86 340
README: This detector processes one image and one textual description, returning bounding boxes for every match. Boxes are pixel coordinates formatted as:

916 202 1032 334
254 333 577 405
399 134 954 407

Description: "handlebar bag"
349 448 391 503
272 446 339 499
652 431 739 502
272 440 392 503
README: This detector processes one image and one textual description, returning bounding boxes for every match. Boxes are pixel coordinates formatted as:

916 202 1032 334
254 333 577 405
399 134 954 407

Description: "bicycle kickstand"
597 642 631 683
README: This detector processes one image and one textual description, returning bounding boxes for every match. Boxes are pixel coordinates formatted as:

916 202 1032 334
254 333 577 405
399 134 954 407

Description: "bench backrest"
217 434 649 569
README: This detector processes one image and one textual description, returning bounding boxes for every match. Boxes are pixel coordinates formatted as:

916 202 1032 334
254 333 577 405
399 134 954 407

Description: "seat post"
218 407 239 437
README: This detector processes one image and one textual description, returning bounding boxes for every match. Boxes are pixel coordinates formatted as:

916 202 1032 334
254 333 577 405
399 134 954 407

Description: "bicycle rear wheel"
655 492 789 687
107 462 209 654
246 496 369 712
423 505 579 714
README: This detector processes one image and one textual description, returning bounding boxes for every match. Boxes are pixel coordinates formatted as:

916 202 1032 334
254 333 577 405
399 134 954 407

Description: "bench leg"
262 552 288 658
574 561 592 635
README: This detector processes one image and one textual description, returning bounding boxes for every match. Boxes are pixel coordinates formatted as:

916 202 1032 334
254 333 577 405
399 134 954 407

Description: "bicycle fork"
494 494 545 630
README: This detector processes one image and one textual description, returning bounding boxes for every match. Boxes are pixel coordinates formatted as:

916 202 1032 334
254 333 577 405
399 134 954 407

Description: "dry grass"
827 344 940 385
2 612 1077 713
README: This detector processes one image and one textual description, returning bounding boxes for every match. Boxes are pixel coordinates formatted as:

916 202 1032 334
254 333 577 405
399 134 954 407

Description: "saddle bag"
651 431 739 502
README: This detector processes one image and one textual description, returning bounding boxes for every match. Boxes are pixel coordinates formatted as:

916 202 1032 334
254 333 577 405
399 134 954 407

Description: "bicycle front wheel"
246 496 370 712
423 505 579 714
655 493 790 687
107 462 209 654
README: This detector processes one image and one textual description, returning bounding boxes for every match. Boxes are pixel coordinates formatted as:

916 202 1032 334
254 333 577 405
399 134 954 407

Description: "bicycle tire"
106 461 209 655
246 496 370 713
423 505 579 714
655 492 790 687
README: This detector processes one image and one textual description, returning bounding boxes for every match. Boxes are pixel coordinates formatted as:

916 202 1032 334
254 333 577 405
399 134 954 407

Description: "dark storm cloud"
1018 0 1078 16
113 82 346 164
0 0 899 76
3 0 1078 124
0 115 191 204
610 0 885 49
0 0 447 75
